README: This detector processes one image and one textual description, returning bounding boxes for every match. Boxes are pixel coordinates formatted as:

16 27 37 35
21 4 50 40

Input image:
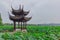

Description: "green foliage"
1 25 60 40
0 25 14 32
0 13 3 26
2 32 23 40
2 31 60 40
2 32 13 40
27 25 60 33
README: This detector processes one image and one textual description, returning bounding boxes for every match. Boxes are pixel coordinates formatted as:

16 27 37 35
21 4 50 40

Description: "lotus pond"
0 25 60 40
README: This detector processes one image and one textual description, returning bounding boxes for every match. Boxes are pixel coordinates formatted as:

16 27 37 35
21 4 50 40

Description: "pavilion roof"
11 5 29 16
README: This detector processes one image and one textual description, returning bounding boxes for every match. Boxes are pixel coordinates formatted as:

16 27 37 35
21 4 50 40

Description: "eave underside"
9 15 32 22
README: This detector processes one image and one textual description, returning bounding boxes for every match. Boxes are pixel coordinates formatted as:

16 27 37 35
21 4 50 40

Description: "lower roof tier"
9 15 32 22
12 10 29 16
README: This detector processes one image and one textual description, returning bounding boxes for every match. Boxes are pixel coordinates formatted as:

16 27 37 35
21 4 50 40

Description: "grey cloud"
0 0 60 24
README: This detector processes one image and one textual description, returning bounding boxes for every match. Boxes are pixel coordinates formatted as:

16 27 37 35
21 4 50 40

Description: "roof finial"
22 5 24 10
11 5 14 11
19 4 21 10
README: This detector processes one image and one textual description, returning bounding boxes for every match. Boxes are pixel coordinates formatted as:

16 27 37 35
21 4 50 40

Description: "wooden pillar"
24 22 26 29
23 22 24 29
14 21 16 31
21 22 22 30
25 22 27 28
19 22 21 28
25 22 27 29
18 22 20 28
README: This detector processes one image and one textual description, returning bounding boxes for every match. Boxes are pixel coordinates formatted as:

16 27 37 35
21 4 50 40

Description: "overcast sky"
0 0 60 24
